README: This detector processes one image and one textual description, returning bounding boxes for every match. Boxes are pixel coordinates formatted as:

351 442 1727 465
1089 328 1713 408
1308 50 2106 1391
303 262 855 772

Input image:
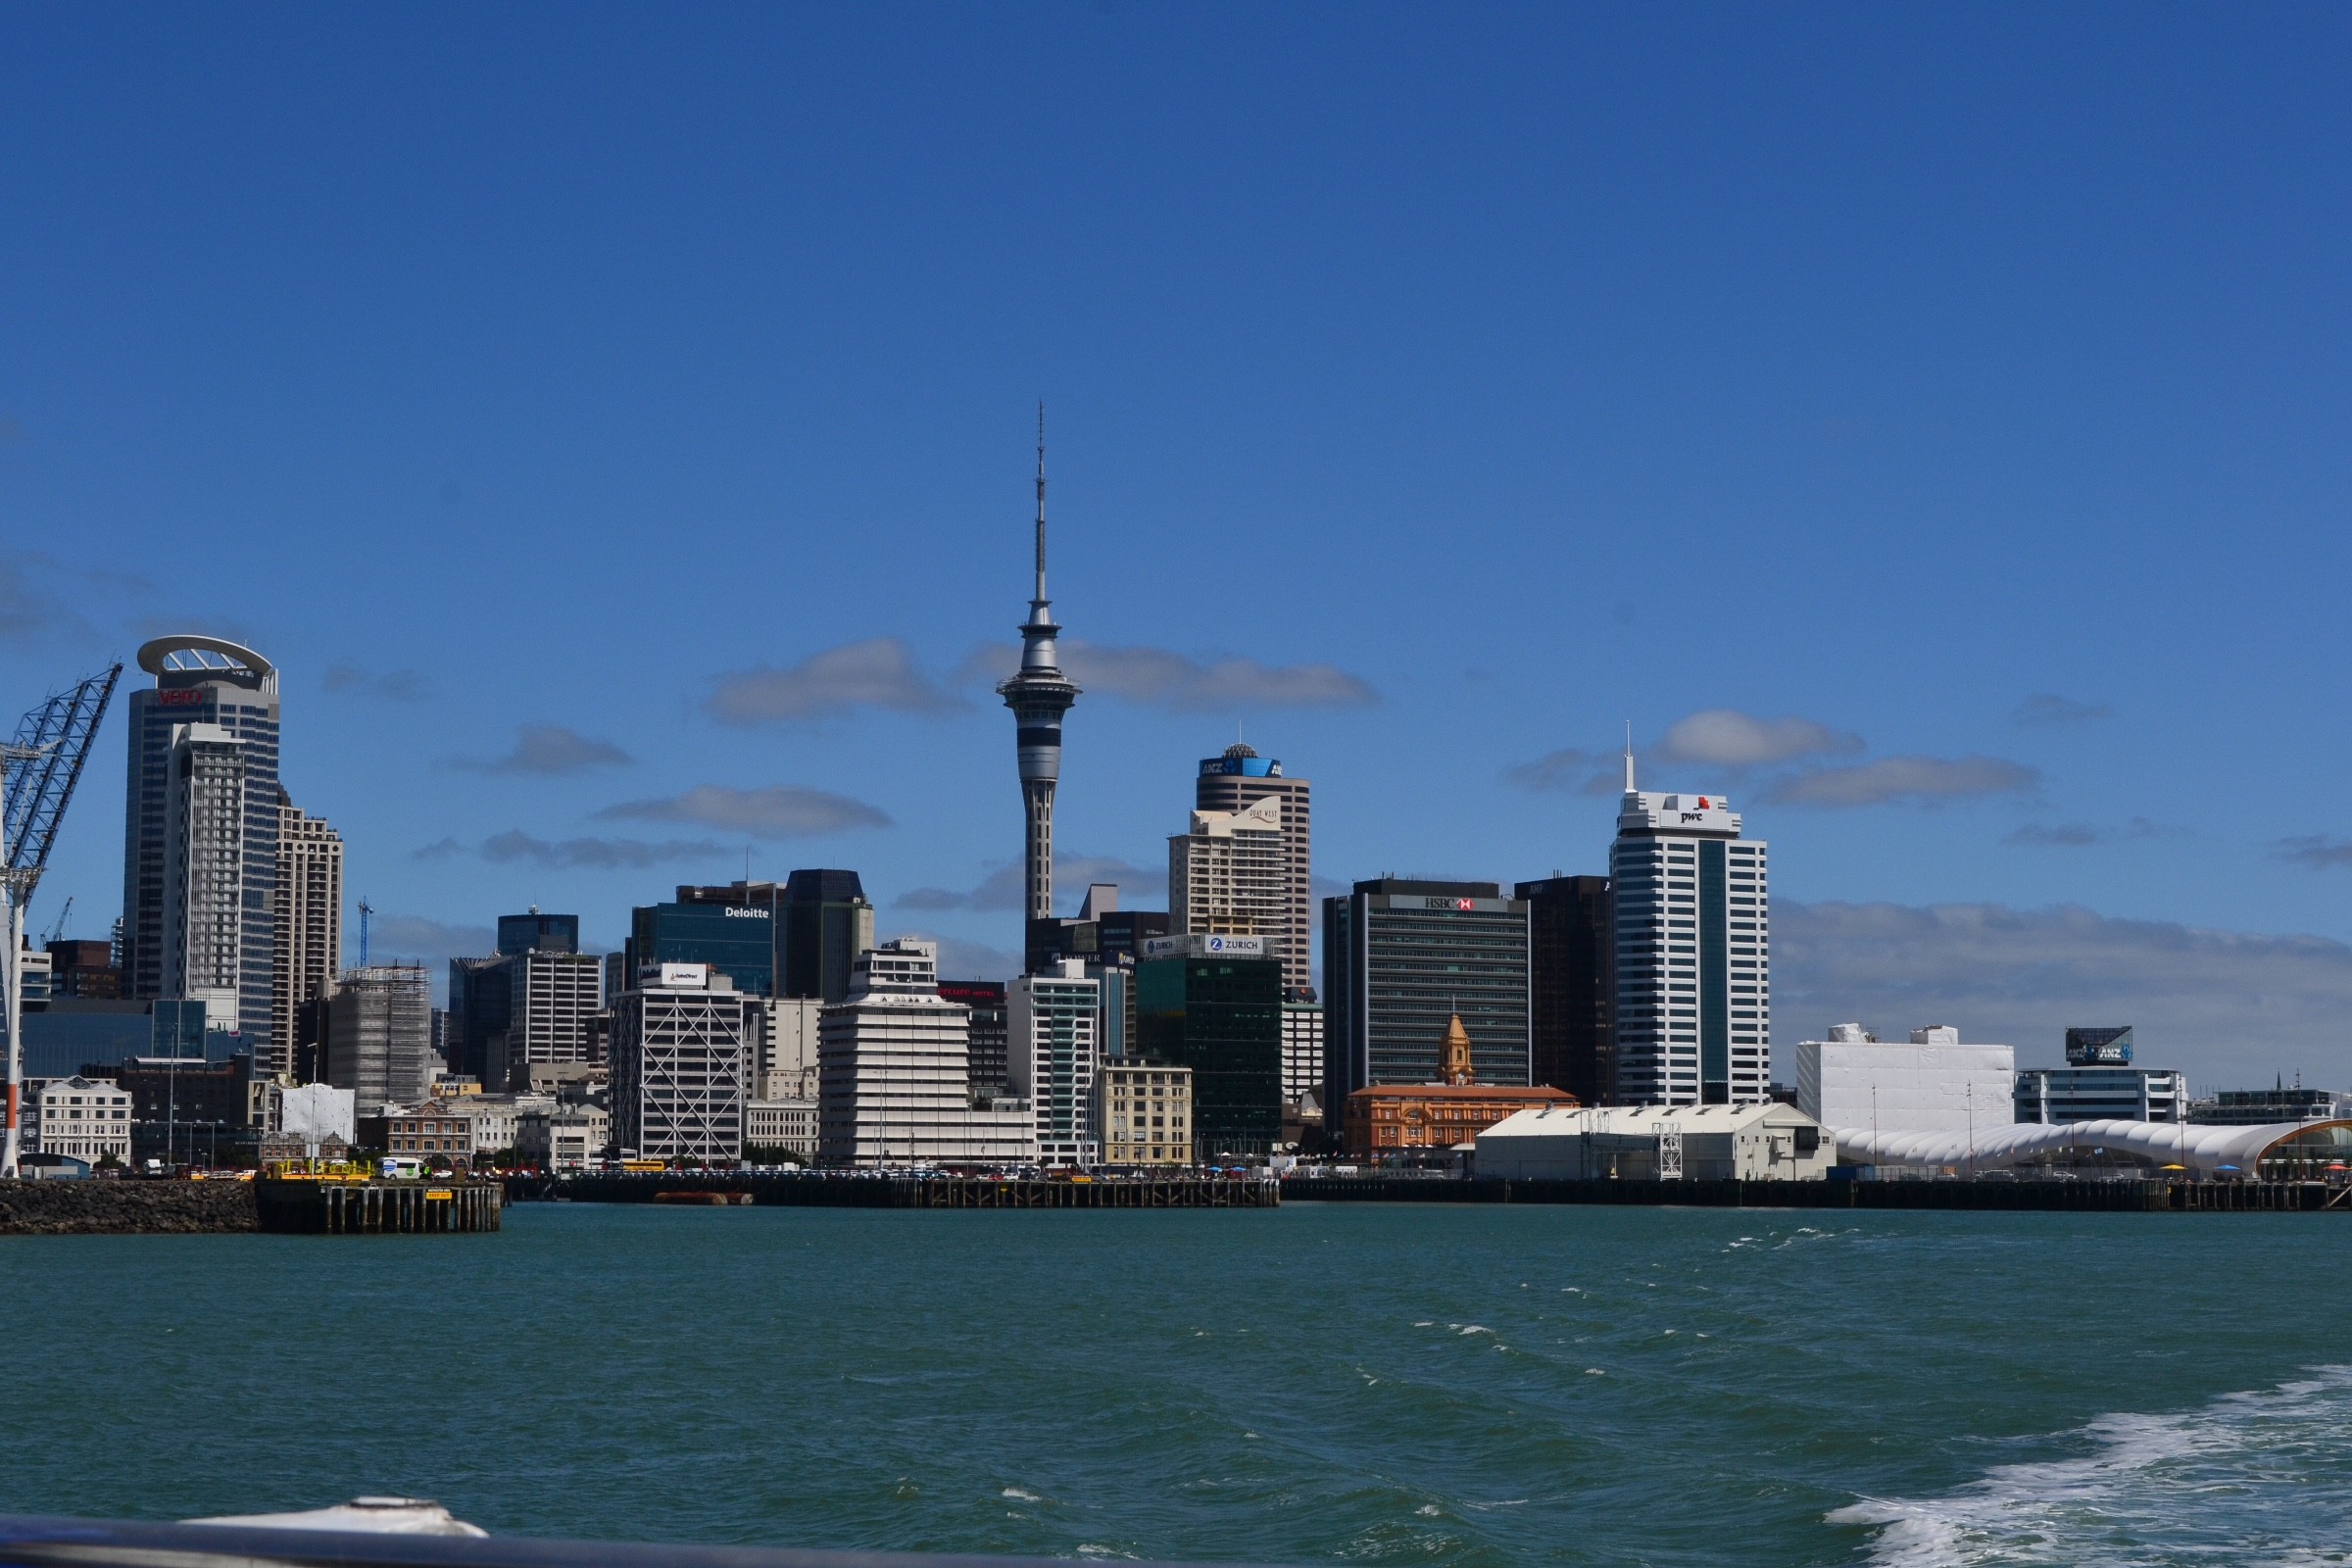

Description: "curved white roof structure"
1837 1119 2352 1177
136 634 274 680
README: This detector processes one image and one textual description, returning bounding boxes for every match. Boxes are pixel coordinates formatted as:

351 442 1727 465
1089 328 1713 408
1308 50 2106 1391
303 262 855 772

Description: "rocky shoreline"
0 1180 259 1235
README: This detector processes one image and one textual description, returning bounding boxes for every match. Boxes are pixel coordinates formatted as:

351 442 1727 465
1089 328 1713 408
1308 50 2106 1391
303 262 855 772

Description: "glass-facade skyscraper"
1322 878 1532 1109
120 637 281 1048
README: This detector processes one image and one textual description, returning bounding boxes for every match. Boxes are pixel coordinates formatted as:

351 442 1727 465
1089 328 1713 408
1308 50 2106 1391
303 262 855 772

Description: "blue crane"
3 662 122 1179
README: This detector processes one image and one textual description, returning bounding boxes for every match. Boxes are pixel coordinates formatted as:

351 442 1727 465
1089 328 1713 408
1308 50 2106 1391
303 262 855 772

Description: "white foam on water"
1831 1366 2352 1567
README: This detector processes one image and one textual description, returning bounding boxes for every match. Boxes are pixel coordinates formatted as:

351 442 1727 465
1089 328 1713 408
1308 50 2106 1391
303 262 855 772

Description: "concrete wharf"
1282 1175 2351 1211
509 1172 1280 1208
256 1178 503 1233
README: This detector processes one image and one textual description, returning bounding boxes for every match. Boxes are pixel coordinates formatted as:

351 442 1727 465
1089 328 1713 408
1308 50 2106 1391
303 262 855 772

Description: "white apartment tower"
817 940 1034 1167
1610 757 1770 1108
160 722 250 1035
485 950 604 1091
1193 745 1313 994
1169 794 1287 954
270 794 342 1081
1009 960 1102 1166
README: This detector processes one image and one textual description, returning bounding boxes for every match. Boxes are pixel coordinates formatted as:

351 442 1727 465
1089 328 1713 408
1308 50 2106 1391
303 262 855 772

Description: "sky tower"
998 406 1080 962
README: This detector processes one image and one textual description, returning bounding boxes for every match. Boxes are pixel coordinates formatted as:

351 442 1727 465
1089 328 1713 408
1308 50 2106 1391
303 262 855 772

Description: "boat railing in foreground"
0 1509 1271 1568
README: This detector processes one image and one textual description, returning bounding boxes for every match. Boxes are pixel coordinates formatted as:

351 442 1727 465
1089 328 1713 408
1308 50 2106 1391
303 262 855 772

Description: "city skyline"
5 7 2351 1086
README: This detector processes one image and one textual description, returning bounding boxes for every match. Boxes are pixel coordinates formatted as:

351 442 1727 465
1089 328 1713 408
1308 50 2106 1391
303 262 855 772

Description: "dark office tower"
119 637 281 1044
1322 878 1532 1111
1516 875 1616 1105
624 902 776 998
497 909 580 956
780 870 875 1004
677 880 787 998
1136 935 1284 1159
939 979 1009 1097
1191 745 1313 994
996 409 1081 958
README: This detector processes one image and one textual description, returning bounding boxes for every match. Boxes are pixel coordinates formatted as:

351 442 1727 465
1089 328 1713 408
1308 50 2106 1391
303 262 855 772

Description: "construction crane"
3 662 122 1179
357 897 374 967
42 896 73 948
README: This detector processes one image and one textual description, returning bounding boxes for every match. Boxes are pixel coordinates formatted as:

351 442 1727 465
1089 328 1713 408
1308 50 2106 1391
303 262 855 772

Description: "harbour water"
4 1202 2349 1566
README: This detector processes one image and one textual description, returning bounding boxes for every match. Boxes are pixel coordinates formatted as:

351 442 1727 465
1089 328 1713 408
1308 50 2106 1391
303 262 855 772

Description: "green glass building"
1136 935 1282 1158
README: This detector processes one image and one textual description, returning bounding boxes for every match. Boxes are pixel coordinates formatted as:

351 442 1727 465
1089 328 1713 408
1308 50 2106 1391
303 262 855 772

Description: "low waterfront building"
1096 1061 1192 1167
259 1081 356 1158
745 1098 818 1161
359 1106 473 1160
2191 1085 2349 1125
1343 1013 1577 1157
1477 1101 1833 1181
1838 1117 2352 1179
2016 1066 2185 1124
28 1076 132 1165
515 1103 610 1171
1795 1024 2016 1137
611 962 753 1164
116 1053 259 1167
818 940 1035 1167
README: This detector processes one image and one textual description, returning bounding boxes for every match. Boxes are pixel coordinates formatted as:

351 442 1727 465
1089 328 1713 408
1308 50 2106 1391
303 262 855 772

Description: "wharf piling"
509 1173 1278 1209
1280 1175 2346 1211
256 1179 503 1234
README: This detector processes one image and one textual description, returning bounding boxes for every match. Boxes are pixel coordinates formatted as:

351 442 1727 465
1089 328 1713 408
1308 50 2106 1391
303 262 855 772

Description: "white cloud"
962 640 1376 710
324 662 432 702
893 932 1024 982
1655 710 1863 768
1501 747 1621 796
478 830 725 869
365 914 498 966
897 853 1164 913
458 725 632 776
595 784 890 838
1769 755 2038 808
2278 836 2352 871
709 638 962 724
2015 693 2114 727
1773 901 2352 1083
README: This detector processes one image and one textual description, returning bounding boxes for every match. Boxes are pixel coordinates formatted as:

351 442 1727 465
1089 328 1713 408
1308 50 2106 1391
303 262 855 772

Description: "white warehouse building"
1796 1023 2016 1138
1476 1102 1834 1182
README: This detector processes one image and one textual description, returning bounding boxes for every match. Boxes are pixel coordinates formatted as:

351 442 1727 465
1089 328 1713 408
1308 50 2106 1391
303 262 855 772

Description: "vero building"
1610 775 1769 1107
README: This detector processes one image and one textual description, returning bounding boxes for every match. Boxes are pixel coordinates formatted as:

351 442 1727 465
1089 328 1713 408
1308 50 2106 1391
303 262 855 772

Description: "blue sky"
5 4 2350 1082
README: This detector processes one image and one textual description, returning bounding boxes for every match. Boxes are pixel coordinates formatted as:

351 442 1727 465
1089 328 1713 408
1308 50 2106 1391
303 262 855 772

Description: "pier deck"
510 1173 1279 1208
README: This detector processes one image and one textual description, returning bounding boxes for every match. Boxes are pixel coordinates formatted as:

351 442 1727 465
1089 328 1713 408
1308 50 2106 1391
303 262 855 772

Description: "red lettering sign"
157 690 203 707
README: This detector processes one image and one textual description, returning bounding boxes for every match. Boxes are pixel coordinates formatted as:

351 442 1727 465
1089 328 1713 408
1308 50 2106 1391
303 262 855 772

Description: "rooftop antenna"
1034 401 1048 606
1623 720 1636 793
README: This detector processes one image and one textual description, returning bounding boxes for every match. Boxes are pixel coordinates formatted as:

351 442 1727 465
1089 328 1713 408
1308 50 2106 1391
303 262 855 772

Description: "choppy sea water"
4 1202 2350 1566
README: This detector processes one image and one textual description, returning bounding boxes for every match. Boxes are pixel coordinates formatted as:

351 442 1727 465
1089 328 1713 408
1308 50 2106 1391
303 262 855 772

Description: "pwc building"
1609 782 1770 1108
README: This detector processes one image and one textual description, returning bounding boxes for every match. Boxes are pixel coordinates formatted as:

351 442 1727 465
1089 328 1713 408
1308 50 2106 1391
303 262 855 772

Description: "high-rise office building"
1193 745 1312 994
1169 794 1287 950
1323 878 1531 1109
1280 992 1324 1109
623 900 774 997
270 793 342 1082
1136 934 1283 1158
159 722 250 1037
121 637 281 1042
446 912 602 1091
1009 960 1102 1165
997 413 1081 961
817 940 1033 1166
611 962 752 1162
937 979 1008 1097
497 909 579 956
1024 881 1169 981
1610 764 1770 1108
322 963 434 1108
780 870 875 1003
1516 875 1615 1105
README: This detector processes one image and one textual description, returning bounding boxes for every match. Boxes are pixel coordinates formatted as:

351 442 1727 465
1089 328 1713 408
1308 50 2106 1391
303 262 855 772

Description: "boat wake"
1832 1366 2352 1567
